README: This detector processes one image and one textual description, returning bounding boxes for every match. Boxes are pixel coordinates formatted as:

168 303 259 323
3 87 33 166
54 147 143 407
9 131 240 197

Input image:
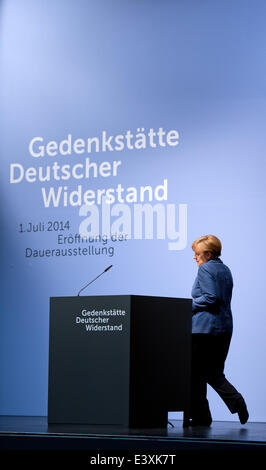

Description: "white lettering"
27 128 180 158
10 163 24 183
29 136 44 157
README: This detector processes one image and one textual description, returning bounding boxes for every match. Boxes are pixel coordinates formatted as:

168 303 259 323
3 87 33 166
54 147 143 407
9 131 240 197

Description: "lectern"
48 295 191 427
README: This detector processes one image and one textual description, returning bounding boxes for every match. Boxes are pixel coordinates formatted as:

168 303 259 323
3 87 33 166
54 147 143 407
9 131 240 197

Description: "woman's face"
193 247 212 267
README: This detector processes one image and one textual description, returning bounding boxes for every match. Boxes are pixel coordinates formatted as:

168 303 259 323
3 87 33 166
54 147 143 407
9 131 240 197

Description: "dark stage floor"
1 415 266 454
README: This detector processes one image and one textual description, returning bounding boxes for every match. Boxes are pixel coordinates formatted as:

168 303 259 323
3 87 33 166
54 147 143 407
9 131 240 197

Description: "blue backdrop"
1 0 266 421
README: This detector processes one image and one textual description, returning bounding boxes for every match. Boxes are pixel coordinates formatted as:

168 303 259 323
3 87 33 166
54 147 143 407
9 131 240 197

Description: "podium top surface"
50 294 191 301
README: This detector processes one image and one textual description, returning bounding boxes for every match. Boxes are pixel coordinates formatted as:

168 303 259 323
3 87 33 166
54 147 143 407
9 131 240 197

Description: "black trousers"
191 333 244 420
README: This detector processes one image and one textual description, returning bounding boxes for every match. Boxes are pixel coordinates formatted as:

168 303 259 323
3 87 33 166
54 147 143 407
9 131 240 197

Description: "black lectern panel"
48 295 192 427
129 296 191 427
48 296 131 425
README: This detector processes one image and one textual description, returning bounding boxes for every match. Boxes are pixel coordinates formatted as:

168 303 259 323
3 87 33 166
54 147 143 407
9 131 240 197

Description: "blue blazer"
191 258 233 335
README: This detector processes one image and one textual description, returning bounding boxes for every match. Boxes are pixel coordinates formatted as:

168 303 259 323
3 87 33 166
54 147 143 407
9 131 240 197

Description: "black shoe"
237 401 249 425
184 416 212 427
189 418 212 427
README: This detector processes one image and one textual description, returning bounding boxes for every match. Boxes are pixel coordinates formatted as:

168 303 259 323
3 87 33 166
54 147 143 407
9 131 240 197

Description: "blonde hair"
192 235 222 258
